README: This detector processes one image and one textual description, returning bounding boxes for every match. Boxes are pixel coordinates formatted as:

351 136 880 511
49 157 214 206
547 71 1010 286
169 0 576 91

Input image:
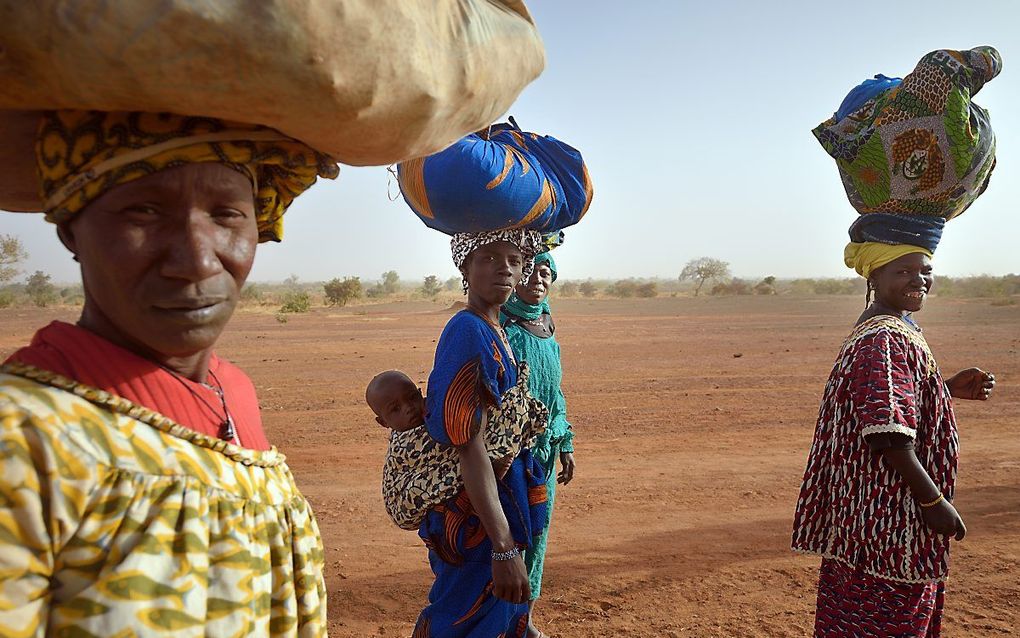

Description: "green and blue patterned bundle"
815 46 1002 236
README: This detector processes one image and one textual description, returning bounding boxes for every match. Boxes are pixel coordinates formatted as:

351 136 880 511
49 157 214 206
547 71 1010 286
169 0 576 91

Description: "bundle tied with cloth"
0 0 547 236
397 116 593 236
812 46 1002 277
381 118 594 528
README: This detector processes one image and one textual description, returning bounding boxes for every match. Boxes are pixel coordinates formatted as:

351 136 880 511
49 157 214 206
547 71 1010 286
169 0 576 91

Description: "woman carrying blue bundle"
414 229 550 637
501 251 575 638
398 118 593 637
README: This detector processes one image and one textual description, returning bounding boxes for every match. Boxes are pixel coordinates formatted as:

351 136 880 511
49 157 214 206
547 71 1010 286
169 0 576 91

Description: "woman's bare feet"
527 599 549 637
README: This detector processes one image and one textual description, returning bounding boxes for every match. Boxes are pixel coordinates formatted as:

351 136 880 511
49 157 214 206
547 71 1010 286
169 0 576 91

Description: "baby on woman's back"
366 368 543 530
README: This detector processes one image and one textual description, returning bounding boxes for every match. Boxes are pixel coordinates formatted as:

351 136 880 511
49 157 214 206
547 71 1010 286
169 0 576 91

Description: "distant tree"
283 273 300 287
636 282 658 298
420 275 442 298
367 270 401 298
444 276 462 291
754 276 777 295
381 270 400 294
679 257 731 296
1 234 28 284
578 280 598 298
324 276 363 307
25 270 58 307
559 281 579 297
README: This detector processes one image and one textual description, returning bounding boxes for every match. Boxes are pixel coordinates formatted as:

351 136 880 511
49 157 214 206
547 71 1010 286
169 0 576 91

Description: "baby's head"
366 370 425 432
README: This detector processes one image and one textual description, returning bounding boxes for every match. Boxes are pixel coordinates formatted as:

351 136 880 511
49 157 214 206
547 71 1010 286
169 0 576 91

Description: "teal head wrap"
502 251 557 320
535 251 557 282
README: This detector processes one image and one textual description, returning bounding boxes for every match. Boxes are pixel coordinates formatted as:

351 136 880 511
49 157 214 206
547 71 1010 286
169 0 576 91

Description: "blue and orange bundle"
397 118 593 236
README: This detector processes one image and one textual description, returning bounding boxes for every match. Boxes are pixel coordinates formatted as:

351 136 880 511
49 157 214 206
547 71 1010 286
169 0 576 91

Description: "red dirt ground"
2 296 1017 637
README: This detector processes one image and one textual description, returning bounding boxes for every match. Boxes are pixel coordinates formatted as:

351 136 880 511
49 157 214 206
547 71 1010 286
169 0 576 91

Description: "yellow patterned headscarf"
36 111 340 242
844 241 933 278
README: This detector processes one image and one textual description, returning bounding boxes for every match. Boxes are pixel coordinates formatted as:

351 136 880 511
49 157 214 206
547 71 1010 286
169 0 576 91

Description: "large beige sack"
0 0 544 211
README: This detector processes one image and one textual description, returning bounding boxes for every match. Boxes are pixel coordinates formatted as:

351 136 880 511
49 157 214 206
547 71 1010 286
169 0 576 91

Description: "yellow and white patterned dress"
0 363 327 637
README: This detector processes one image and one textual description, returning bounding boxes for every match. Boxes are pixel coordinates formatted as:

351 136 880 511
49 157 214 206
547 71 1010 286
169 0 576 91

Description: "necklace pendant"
220 415 238 443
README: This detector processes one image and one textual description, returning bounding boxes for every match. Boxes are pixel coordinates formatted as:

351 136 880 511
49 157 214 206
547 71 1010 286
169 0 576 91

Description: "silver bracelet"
491 547 520 561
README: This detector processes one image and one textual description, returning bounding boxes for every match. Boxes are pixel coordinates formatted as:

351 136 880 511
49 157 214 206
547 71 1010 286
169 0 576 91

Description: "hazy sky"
3 0 1018 284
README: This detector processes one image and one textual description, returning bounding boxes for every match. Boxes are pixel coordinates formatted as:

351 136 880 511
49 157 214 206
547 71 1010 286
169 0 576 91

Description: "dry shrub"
711 278 752 296
559 281 579 297
324 277 363 307
937 275 1020 298
279 290 311 314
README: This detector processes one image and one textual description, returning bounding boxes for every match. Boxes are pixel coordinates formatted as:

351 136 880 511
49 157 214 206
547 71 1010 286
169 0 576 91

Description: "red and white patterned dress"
792 315 959 637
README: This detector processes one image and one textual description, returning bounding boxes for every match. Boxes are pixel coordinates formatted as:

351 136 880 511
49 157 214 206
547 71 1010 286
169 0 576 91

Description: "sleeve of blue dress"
425 312 515 447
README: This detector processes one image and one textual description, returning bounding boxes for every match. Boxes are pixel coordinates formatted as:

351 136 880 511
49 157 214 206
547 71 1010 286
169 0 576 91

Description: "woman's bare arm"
458 417 530 603
881 446 966 540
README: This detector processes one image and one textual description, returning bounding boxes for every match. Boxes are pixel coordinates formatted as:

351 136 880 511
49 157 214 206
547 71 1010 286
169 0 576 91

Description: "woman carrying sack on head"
413 229 550 635
792 46 1001 638
0 110 339 637
0 4 545 635
397 119 593 637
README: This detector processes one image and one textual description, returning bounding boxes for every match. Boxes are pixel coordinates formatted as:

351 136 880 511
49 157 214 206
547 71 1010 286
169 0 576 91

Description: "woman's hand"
947 367 995 400
491 551 530 603
558 451 575 485
921 499 967 540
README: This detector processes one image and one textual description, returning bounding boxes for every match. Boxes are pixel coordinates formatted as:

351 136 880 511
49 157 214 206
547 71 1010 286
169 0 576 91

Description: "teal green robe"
503 315 573 599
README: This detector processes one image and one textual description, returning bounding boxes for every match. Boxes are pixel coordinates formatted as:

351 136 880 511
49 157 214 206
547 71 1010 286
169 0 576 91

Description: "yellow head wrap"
36 111 339 242
844 241 933 278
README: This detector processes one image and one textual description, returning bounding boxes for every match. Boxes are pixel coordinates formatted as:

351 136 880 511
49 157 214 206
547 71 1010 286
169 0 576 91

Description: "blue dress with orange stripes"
414 310 548 637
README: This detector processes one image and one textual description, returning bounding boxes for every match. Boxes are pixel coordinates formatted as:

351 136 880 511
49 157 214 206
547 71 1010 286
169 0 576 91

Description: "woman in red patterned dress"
792 250 996 637
796 45 1001 637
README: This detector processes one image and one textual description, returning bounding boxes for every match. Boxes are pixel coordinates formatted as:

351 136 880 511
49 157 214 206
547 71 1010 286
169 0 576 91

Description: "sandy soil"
2 296 1017 637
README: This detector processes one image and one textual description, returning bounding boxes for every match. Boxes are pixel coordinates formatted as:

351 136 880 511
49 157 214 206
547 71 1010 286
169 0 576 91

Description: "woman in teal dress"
501 252 575 638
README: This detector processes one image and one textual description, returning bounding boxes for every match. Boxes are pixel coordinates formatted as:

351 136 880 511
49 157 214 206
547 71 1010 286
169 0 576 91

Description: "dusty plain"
2 295 1017 637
